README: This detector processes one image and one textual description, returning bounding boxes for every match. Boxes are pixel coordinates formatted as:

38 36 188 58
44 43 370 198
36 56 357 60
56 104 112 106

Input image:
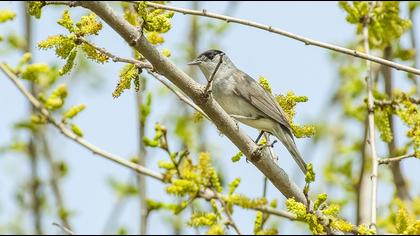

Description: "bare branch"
378 153 416 165
199 189 297 222
77 1 307 205
41 135 72 229
147 71 210 121
0 62 297 225
78 37 153 69
52 222 75 235
374 97 420 107
362 6 378 231
77 38 209 121
214 191 242 235
142 1 420 76
0 62 164 182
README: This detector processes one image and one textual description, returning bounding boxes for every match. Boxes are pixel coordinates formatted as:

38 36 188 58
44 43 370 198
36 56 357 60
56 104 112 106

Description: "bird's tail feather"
273 125 307 174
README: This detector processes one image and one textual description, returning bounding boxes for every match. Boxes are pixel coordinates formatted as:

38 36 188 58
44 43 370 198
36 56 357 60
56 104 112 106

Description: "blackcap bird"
188 49 307 174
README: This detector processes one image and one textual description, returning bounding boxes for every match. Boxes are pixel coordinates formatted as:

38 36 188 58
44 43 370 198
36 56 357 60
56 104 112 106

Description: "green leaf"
57 9 75 33
76 13 102 36
63 104 86 120
59 49 77 76
28 1 43 19
81 43 109 63
70 123 83 137
0 9 16 23
113 64 139 98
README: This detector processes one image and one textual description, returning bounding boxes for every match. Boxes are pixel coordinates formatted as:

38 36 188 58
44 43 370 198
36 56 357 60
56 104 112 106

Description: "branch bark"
0 62 164 182
356 118 370 225
24 3 43 233
143 1 420 76
0 62 296 226
378 153 416 165
78 1 307 204
362 8 378 231
41 135 72 229
136 77 148 235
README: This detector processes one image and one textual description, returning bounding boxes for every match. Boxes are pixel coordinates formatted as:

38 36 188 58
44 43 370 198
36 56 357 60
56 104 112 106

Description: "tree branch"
362 6 378 231
52 222 75 235
147 71 210 121
378 153 416 165
199 189 297 221
78 37 210 121
214 191 242 235
374 97 420 107
41 135 72 229
0 62 297 225
77 1 307 205
78 37 153 69
142 1 420 76
0 62 164 182
24 3 43 233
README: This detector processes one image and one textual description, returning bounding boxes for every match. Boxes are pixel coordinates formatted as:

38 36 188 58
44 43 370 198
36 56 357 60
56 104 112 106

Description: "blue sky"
1 1 419 234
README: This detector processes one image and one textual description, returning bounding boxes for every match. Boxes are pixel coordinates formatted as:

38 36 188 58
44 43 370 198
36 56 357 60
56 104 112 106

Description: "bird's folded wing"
232 70 293 132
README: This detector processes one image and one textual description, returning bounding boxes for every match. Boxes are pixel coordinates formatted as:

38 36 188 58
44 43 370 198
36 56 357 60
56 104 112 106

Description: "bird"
188 49 307 174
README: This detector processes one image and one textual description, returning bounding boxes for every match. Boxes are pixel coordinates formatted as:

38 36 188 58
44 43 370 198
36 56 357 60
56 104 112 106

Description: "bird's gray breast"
212 74 262 118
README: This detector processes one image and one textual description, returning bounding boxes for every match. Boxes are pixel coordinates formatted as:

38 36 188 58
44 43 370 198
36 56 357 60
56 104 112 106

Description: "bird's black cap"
199 49 224 60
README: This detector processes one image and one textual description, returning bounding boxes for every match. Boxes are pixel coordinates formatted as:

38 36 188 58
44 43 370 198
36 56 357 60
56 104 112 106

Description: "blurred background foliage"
0 1 419 235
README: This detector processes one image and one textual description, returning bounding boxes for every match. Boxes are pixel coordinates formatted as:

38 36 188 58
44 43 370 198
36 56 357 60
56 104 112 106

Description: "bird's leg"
270 140 278 148
254 131 265 144
256 133 278 162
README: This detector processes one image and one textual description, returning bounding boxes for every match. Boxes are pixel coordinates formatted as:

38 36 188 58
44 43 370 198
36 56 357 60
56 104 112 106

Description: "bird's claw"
257 140 278 150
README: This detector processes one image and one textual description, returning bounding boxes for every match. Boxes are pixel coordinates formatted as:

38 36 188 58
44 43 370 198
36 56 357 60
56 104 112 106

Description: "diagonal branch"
147 71 210 121
143 1 420 76
362 6 378 231
78 0 307 205
214 191 242 235
378 153 416 165
52 222 75 235
0 62 298 225
78 37 210 121
0 62 164 182
78 37 153 69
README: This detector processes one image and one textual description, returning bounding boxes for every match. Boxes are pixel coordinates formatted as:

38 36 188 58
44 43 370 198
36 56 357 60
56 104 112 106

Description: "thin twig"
78 38 153 69
0 60 297 228
44 2 335 233
41 135 72 229
147 71 210 120
199 189 297 221
1 62 298 226
142 1 420 76
378 153 416 165
214 191 242 235
52 222 75 235
135 77 148 234
356 118 370 225
374 97 420 107
24 3 43 233
78 38 209 121
362 5 378 231
0 62 164 182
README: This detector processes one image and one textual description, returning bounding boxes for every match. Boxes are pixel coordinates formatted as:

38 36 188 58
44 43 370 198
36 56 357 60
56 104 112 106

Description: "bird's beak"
187 59 202 66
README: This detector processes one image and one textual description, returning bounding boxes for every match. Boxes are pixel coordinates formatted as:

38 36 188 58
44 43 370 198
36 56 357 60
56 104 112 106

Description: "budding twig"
378 153 416 165
143 1 420 76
